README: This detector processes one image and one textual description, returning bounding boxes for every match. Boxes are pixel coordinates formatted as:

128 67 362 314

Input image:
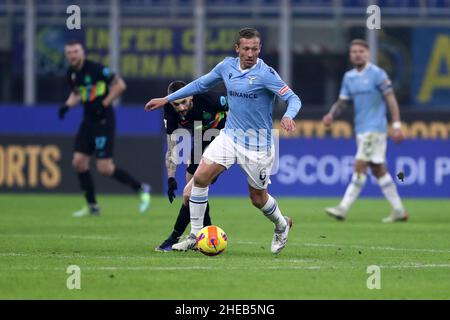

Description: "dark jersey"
163 91 228 135
67 59 116 123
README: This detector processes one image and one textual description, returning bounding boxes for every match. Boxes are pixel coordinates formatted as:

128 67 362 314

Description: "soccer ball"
196 225 228 256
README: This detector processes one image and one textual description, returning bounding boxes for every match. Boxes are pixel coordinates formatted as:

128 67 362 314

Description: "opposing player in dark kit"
60 40 151 217
155 80 227 251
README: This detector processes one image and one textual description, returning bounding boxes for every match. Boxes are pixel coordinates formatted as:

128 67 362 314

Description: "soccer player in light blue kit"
145 28 302 253
323 39 408 223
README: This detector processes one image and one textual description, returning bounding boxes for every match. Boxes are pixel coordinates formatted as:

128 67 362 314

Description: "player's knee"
371 164 386 178
96 162 114 176
193 173 210 188
72 158 88 172
354 161 367 174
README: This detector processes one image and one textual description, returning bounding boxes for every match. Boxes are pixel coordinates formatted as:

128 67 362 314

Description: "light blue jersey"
339 63 393 134
167 57 302 150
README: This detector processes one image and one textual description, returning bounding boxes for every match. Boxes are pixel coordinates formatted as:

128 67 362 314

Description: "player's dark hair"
350 39 369 49
65 39 84 47
167 80 186 95
236 28 261 46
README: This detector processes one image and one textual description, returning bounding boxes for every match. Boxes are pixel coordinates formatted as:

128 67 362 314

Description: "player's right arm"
322 98 349 126
60 69 81 120
65 91 81 107
59 91 81 120
165 133 179 203
165 133 178 179
323 74 350 126
164 110 180 203
144 60 226 112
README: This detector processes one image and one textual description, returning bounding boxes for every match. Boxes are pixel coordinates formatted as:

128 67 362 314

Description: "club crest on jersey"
278 85 289 96
71 72 76 82
247 76 257 84
84 75 92 84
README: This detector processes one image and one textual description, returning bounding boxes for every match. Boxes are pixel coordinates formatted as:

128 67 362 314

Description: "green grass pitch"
0 194 449 299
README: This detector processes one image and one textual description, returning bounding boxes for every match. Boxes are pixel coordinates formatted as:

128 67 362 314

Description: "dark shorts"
186 139 219 184
186 139 211 175
74 121 115 159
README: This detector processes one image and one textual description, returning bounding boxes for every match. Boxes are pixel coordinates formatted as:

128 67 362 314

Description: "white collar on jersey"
238 58 260 73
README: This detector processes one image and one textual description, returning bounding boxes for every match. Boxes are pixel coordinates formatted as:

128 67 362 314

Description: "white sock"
189 186 209 236
261 195 287 232
377 173 405 214
340 173 367 212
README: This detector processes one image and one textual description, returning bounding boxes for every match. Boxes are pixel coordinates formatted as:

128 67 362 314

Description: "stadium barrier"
0 135 163 193
0 105 163 193
1 105 449 197
196 138 450 198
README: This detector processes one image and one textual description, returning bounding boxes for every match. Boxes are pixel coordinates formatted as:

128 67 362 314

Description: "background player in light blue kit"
322 39 409 223
145 28 302 254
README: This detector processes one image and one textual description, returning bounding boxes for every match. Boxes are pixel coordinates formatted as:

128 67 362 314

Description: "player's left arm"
384 91 404 143
378 70 404 143
263 68 302 132
102 75 127 107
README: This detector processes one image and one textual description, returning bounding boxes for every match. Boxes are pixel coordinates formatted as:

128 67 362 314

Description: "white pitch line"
3 235 448 254
303 243 450 254
0 265 324 271
235 240 450 254
1 264 450 272
379 263 450 269
0 253 27 257
0 252 318 265
0 252 151 260
0 234 116 241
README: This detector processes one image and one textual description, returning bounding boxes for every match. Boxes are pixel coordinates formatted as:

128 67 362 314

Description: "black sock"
203 202 212 226
170 204 191 240
168 202 212 241
77 171 96 205
111 167 141 191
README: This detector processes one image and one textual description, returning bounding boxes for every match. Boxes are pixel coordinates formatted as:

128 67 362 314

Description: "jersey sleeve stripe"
278 85 290 96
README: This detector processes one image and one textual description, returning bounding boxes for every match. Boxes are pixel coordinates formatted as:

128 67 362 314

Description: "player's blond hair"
350 39 369 49
236 28 261 46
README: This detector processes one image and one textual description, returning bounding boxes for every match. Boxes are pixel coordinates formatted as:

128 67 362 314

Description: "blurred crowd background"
1 0 449 112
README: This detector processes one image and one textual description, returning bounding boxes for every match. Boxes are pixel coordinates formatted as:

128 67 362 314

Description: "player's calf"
96 160 115 176
183 179 194 206
249 190 267 209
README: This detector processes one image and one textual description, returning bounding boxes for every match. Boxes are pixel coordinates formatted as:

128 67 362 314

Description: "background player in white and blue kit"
322 39 408 223
145 28 302 253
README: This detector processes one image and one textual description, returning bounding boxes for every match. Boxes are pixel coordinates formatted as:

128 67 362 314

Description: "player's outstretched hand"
58 104 70 120
392 128 405 143
167 177 178 203
144 97 168 112
322 113 333 127
280 116 296 133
